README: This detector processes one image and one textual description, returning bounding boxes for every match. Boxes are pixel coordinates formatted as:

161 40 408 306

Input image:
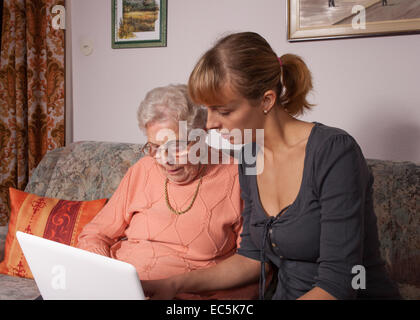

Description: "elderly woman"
75 84 258 299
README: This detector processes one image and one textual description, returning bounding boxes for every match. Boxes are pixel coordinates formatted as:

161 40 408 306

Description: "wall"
68 0 420 162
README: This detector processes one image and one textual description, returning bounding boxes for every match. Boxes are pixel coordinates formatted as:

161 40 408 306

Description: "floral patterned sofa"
0 141 419 300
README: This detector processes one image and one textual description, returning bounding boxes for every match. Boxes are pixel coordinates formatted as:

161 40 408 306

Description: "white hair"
137 84 207 134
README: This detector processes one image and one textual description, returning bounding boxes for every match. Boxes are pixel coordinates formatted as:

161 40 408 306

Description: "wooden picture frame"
288 0 420 42
112 0 167 48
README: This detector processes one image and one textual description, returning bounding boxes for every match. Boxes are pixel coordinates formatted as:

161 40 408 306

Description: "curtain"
0 0 65 226
0 1 3 49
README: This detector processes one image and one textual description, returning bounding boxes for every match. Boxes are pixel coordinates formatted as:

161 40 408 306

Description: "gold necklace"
164 166 204 215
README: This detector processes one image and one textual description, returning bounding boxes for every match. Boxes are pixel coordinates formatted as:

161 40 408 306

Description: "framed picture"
288 0 420 41
112 0 167 48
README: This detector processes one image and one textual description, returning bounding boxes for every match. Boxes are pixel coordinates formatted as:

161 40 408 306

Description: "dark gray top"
237 122 401 300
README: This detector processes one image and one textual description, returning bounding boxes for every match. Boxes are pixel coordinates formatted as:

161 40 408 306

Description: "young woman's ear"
262 90 277 114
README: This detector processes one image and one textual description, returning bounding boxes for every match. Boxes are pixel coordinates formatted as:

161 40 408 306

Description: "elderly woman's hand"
141 277 181 300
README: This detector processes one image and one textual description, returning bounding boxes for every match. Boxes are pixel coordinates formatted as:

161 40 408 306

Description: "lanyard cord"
258 204 291 300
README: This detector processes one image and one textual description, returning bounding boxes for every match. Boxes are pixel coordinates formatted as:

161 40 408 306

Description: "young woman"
142 32 401 300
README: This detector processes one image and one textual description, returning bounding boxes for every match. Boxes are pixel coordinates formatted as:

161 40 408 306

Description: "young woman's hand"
141 277 181 300
141 254 262 299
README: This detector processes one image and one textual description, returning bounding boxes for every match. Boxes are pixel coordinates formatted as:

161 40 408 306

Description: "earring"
263 110 268 115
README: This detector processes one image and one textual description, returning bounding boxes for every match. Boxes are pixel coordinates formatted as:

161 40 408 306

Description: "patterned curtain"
0 0 65 226
0 1 3 46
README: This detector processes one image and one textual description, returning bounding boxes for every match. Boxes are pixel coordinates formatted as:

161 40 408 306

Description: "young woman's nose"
206 110 222 131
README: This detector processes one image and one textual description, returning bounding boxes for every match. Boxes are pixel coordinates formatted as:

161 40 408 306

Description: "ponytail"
279 54 314 116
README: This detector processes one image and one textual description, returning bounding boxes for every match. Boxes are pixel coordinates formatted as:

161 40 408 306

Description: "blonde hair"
188 32 314 116
137 84 207 133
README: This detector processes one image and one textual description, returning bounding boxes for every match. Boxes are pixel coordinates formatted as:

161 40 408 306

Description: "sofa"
0 141 419 300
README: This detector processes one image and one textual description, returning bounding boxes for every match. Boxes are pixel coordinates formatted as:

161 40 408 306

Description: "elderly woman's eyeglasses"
141 140 195 160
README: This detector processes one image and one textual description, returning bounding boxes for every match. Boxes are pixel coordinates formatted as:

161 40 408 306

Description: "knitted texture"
77 156 243 280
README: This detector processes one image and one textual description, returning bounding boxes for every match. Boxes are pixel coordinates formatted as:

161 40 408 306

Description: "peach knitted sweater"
76 156 244 282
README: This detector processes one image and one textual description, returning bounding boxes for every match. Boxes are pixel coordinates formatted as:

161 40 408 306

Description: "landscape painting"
288 0 420 41
112 0 167 48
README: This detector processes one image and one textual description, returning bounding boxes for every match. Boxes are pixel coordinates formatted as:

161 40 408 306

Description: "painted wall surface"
68 0 420 161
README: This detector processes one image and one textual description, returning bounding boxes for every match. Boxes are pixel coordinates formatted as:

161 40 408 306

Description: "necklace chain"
164 167 204 215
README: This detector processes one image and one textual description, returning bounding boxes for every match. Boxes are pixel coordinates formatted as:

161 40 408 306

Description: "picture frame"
112 0 167 48
287 0 420 42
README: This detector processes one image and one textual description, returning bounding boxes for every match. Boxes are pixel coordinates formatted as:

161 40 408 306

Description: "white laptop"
16 231 145 300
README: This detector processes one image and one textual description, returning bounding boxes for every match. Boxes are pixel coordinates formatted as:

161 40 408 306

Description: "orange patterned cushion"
0 188 107 279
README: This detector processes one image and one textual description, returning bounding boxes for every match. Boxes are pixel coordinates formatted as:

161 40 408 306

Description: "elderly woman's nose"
158 153 176 166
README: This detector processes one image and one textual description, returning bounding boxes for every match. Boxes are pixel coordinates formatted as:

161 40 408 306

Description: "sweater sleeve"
313 134 369 300
76 165 136 257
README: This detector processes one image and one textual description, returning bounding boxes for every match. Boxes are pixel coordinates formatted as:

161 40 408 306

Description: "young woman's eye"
218 110 231 116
